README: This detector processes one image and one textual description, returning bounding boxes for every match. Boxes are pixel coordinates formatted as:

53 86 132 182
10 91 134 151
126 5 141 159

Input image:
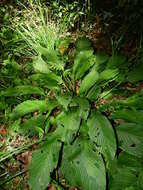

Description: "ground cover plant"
1 1 143 190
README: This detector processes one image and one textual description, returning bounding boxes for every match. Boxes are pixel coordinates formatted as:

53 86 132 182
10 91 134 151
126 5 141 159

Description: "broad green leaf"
0 85 44 97
10 100 48 120
111 109 143 125
108 151 143 190
118 152 143 170
75 55 95 80
29 140 61 190
116 123 143 157
70 97 90 120
20 115 46 135
61 139 106 190
99 69 119 81
107 54 126 68
109 168 139 190
29 73 62 88
33 55 49 74
118 91 143 109
126 64 143 83
87 111 116 159
73 51 95 80
95 52 109 65
79 121 89 138
87 86 101 101
29 73 62 83
79 69 99 94
75 36 92 51
56 110 81 143
57 93 72 111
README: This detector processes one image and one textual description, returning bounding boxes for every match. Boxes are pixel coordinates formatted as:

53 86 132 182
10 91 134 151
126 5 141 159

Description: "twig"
0 169 28 186
0 138 44 163
0 172 8 178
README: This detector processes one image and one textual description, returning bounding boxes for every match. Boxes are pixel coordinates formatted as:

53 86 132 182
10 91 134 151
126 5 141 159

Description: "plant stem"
0 169 28 186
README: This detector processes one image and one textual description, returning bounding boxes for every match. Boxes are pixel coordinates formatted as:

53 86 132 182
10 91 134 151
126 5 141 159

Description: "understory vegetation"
0 1 143 190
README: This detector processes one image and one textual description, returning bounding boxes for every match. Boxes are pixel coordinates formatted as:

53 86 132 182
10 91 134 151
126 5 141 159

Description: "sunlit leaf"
37 46 64 70
33 55 49 74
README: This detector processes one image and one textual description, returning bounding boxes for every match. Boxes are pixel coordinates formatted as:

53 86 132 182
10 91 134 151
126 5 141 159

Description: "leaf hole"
76 161 80 165
131 144 136 147
41 150 44 153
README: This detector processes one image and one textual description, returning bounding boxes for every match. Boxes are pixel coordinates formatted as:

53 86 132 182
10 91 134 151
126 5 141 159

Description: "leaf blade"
61 140 106 190
87 111 116 159
11 100 48 120
29 140 61 190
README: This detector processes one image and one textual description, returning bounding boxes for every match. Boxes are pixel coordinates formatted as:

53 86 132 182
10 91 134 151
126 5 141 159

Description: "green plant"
1 1 143 189
49 0 86 28
13 2 66 57
1 35 142 190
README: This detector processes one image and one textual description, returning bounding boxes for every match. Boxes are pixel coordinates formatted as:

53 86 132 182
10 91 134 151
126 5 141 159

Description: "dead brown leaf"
48 184 55 190
16 151 32 170
13 177 20 186
75 80 80 94
0 125 7 136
